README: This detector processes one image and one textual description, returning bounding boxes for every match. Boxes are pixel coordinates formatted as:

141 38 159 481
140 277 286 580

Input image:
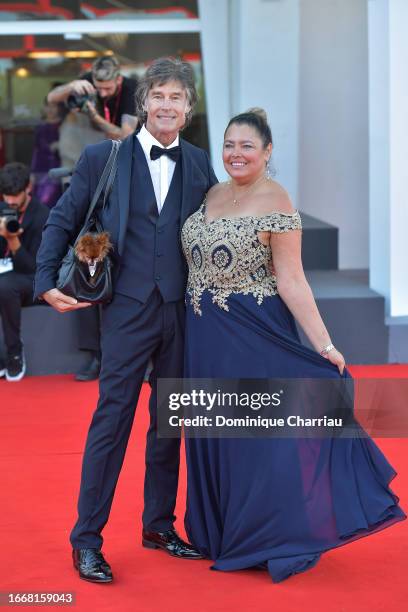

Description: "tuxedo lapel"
116 135 204 254
116 133 134 256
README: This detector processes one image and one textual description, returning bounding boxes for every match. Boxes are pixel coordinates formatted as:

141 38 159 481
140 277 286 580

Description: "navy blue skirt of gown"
183 290 406 583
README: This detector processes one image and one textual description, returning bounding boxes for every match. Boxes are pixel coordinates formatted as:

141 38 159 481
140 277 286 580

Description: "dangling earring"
266 159 272 181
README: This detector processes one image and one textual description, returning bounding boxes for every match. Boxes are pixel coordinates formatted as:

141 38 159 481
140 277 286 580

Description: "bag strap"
80 139 121 233
102 139 120 208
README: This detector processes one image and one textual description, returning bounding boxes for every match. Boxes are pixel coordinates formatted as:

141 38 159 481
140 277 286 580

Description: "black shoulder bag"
56 139 120 304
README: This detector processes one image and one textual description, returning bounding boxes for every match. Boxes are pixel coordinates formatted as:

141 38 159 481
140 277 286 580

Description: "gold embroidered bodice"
181 200 302 315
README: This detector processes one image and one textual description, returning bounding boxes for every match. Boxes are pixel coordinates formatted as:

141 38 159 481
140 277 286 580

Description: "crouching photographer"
47 55 138 141
0 163 49 381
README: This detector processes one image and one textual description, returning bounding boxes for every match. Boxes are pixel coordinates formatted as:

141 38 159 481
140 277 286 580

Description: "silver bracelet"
320 343 334 356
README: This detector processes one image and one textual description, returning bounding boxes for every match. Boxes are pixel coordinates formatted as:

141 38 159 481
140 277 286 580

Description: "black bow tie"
150 144 181 162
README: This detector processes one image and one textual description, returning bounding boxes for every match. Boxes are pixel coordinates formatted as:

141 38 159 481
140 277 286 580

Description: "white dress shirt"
137 124 179 214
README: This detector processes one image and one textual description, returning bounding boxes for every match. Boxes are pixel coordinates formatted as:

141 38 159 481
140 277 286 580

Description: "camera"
67 92 97 113
1 207 20 233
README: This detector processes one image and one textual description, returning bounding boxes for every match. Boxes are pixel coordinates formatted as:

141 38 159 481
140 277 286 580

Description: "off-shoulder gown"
180 200 405 583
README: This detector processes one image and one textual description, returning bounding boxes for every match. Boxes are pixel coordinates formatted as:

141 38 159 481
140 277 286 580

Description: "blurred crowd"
0 55 138 382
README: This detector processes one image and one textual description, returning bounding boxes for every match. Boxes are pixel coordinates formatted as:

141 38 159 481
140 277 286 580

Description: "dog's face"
75 232 112 263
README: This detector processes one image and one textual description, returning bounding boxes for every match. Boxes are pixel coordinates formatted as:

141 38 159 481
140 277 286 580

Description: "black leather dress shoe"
72 548 113 583
142 528 204 559
75 353 101 382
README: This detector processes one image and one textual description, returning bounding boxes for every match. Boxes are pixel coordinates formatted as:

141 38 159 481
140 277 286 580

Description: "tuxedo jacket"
34 131 217 301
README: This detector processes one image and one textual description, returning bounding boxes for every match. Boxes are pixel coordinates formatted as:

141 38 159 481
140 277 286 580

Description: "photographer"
47 55 138 140
0 163 49 381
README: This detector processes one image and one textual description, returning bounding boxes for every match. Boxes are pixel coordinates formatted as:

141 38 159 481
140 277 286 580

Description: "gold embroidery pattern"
181 202 302 315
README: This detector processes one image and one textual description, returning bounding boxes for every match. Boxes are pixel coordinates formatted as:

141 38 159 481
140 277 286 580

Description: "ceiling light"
28 52 62 59
64 50 99 58
15 67 29 77
64 33 83 40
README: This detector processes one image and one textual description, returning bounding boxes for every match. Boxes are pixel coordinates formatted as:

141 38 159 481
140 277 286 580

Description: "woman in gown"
180 108 406 583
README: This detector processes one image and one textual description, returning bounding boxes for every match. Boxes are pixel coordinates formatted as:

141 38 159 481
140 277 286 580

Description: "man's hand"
70 79 96 97
85 101 123 139
85 99 99 119
42 288 92 312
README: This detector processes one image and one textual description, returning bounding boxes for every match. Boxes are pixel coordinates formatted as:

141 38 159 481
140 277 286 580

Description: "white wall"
230 0 300 203
389 0 408 316
369 0 408 317
368 0 390 305
298 0 369 269
198 0 231 181
199 0 300 201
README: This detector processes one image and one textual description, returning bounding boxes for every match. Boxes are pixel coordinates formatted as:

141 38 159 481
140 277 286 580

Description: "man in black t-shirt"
47 55 138 140
0 163 49 381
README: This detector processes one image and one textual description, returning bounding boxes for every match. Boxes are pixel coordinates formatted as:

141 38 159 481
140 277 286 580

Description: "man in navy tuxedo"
34 57 217 583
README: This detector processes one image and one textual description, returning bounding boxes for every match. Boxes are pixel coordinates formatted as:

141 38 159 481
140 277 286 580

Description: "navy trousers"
70 288 184 549
76 305 100 353
0 271 34 355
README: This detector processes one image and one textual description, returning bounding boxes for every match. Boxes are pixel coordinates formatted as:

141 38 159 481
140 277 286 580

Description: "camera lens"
5 218 20 233
67 93 95 112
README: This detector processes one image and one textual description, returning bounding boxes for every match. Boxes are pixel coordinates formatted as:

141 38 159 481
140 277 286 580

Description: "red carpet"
0 368 407 612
